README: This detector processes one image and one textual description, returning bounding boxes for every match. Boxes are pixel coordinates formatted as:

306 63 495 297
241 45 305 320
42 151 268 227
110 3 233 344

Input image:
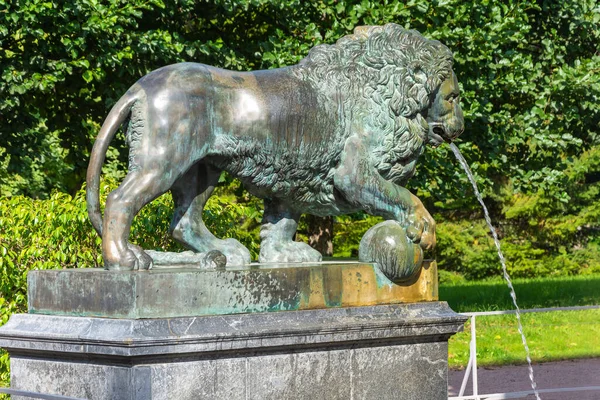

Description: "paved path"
448 358 600 399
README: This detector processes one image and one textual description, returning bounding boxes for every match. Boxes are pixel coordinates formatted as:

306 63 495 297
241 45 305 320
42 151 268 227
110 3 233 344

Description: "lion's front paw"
405 196 436 251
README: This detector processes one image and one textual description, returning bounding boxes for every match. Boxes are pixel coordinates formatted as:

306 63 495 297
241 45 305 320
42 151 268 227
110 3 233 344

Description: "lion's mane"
211 24 455 213
294 23 454 184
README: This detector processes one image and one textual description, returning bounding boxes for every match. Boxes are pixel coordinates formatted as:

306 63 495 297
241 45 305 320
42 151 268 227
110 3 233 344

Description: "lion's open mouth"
428 124 446 147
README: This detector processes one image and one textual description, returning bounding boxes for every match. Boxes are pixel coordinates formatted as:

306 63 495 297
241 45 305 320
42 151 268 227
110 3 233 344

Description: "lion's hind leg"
102 168 179 271
170 162 251 267
259 199 322 264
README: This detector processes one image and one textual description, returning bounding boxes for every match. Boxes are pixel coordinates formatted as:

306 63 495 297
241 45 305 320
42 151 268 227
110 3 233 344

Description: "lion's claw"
406 219 424 243
129 244 153 270
405 195 436 251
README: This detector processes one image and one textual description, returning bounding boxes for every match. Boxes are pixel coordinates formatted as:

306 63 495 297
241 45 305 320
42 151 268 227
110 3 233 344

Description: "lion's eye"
446 93 458 102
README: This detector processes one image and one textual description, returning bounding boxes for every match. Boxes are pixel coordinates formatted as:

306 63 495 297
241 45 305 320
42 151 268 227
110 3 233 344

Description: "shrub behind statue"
86 24 464 281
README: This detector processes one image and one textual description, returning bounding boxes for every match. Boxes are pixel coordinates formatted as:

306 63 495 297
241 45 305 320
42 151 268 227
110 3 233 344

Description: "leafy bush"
4 0 598 270
332 214 383 258
436 217 600 280
438 269 467 285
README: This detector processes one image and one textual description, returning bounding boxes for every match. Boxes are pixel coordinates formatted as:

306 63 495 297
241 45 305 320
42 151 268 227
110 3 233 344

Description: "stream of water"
449 143 542 400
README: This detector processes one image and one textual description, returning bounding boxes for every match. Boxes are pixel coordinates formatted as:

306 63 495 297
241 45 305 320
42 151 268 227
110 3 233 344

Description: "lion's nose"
455 125 464 138
450 130 463 141
451 119 465 140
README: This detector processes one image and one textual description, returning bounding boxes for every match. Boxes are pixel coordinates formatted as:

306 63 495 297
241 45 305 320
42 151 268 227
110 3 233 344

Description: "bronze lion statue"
87 23 464 271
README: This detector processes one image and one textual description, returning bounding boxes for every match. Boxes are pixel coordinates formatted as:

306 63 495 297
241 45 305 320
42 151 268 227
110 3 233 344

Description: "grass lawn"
440 274 600 368
439 273 600 313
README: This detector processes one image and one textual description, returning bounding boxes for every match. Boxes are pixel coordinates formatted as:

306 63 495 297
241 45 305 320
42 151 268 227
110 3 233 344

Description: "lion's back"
132 63 353 215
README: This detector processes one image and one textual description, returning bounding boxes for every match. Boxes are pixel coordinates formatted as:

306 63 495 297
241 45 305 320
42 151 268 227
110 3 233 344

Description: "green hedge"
2 0 599 276
2 0 599 275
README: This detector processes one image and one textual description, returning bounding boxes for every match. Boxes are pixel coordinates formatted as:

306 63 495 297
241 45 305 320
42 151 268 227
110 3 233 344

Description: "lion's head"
426 70 464 146
295 23 464 183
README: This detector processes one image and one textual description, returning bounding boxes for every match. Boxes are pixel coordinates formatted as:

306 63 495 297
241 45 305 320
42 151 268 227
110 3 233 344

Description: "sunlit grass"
440 273 600 313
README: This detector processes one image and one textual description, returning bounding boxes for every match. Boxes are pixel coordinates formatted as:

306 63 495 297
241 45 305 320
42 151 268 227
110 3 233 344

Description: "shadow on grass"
439 274 600 313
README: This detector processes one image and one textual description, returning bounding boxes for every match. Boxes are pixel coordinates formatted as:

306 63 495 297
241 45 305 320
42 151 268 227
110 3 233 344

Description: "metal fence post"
458 316 474 397
457 315 479 399
471 315 478 399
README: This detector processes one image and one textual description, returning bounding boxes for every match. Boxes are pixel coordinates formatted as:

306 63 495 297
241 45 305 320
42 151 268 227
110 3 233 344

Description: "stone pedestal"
26 261 439 318
0 262 466 399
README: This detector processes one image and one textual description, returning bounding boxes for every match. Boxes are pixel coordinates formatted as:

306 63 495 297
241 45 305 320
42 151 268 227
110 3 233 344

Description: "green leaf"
82 70 93 83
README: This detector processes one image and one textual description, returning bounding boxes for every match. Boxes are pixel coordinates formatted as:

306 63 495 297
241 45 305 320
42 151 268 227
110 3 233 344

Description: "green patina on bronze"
322 264 343 307
27 261 438 319
85 24 464 283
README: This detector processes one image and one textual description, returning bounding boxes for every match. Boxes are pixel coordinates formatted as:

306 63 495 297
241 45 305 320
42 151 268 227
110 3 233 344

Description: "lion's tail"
86 88 140 236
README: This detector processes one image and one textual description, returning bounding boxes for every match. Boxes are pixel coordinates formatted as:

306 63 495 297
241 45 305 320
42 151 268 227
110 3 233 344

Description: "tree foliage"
1 0 599 269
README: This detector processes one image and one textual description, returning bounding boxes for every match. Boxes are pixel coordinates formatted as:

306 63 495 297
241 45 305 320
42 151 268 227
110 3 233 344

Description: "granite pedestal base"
0 302 465 400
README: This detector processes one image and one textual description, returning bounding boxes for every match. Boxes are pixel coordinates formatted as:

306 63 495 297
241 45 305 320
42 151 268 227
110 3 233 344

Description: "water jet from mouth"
449 142 542 400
